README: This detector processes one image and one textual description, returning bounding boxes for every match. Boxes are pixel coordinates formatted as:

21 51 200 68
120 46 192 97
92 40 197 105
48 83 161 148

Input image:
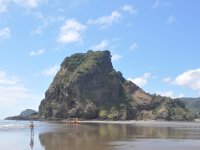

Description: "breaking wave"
0 121 29 131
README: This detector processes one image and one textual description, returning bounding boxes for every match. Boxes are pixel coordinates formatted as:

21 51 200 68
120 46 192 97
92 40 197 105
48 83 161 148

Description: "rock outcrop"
5 109 38 120
20 109 37 117
39 50 194 121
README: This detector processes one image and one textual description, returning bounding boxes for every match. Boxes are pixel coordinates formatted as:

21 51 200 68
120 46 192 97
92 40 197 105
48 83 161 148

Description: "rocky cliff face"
39 50 194 121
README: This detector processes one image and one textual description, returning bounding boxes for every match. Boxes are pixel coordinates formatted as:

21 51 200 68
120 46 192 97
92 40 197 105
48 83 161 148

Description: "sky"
0 0 200 119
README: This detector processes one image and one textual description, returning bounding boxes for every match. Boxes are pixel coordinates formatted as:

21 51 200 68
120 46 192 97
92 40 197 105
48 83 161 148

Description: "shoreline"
75 119 200 127
4 118 200 127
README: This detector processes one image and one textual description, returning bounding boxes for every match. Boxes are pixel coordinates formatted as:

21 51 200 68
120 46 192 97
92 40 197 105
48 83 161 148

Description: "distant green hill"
180 97 200 118
5 109 38 120
20 109 37 117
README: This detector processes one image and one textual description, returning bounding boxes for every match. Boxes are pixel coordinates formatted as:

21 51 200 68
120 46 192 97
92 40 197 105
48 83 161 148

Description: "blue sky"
0 0 200 119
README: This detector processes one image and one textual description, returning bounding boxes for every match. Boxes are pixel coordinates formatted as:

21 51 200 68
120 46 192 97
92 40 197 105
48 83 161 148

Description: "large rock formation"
39 50 194 121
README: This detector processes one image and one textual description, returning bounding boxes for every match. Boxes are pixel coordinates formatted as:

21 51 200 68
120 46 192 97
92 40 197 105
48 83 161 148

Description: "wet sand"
1 120 200 150
110 139 200 150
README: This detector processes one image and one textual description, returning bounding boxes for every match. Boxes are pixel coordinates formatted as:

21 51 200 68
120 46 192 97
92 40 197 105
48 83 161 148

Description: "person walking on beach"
75 118 79 124
30 121 34 136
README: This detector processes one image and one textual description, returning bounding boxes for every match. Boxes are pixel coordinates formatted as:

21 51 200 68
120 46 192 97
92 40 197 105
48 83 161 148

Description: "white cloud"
87 11 122 28
69 0 90 8
13 0 41 8
162 77 172 83
87 4 138 28
14 0 48 8
161 68 200 96
143 73 151 78
122 4 138 15
156 90 174 98
29 48 45 56
31 14 64 35
174 68 200 93
91 40 109 50
128 73 151 87
152 1 171 9
31 23 47 35
152 1 160 9
165 15 177 24
0 0 7 13
0 27 10 40
41 65 60 76
0 71 18 85
0 0 46 12
57 19 86 44
0 70 42 118
155 91 184 98
177 93 184 98
111 53 123 62
130 42 139 50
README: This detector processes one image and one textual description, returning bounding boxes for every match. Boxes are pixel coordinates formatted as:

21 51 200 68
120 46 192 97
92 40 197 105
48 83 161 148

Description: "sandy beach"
1 120 200 150
76 119 200 127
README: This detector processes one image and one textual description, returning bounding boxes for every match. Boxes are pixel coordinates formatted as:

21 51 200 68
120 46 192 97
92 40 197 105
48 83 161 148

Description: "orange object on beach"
75 118 79 124
67 118 80 124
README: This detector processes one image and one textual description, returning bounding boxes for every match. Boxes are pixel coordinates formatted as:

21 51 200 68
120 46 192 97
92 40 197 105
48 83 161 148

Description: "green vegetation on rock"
180 97 200 118
5 109 38 120
38 50 194 121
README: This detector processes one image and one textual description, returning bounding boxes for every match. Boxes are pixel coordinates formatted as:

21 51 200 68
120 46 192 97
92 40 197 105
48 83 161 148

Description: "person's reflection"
30 134 34 149
29 121 34 149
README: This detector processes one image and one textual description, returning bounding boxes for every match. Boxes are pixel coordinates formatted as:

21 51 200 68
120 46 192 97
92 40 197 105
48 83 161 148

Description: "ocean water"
0 120 44 150
0 120 200 150
0 120 29 131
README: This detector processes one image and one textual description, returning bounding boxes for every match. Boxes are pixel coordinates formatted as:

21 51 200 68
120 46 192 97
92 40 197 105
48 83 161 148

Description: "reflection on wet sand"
29 122 34 150
39 123 200 150
30 134 34 150
96 124 200 140
39 124 111 150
